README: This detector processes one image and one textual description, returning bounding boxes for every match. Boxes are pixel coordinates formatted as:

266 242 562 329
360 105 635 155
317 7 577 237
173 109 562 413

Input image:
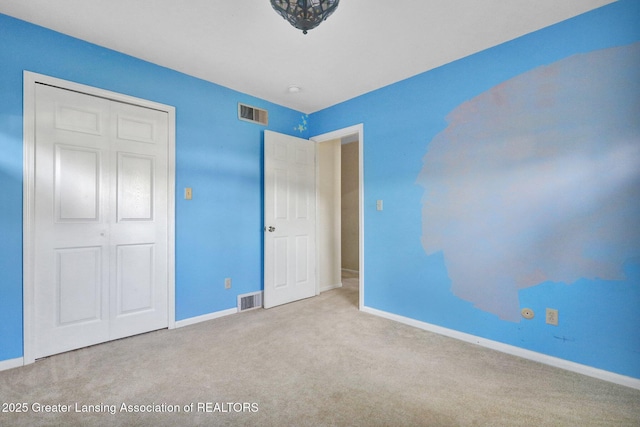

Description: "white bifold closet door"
33 83 169 359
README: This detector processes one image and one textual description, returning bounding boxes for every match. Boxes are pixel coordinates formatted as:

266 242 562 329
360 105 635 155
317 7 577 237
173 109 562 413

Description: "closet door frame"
22 71 176 365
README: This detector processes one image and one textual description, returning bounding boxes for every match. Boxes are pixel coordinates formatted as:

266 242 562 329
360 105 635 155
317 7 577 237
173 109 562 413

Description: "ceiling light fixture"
287 85 301 93
270 0 340 35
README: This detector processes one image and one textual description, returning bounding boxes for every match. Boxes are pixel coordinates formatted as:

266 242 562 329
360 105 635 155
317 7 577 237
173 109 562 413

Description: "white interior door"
33 83 169 358
264 130 317 308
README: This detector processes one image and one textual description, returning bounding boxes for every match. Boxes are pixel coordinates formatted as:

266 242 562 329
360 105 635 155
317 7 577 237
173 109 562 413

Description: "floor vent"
238 291 263 312
238 103 268 125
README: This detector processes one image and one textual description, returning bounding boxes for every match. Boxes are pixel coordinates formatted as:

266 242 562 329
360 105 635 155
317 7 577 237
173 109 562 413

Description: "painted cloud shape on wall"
417 42 640 322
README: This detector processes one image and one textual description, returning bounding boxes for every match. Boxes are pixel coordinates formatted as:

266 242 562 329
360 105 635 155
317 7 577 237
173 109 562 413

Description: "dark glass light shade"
270 0 340 34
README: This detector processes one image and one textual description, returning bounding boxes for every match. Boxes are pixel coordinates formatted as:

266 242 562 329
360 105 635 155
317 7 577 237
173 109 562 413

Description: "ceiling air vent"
238 103 268 125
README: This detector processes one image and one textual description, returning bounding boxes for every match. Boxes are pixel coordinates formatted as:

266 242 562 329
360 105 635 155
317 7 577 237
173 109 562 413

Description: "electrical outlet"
224 278 232 289
546 308 558 326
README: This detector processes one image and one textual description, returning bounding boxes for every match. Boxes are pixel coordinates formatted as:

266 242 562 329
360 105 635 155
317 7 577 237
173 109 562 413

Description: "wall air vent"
238 103 268 125
237 291 263 312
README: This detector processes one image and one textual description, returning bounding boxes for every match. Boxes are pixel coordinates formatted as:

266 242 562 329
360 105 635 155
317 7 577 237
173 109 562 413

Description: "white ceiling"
1 0 615 113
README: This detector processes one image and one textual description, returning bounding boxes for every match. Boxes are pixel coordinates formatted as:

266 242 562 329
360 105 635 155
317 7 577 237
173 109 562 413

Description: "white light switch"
185 188 192 200
376 200 383 211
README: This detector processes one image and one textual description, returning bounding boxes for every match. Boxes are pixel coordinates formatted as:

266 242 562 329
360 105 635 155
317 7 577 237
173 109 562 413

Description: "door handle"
265 226 276 232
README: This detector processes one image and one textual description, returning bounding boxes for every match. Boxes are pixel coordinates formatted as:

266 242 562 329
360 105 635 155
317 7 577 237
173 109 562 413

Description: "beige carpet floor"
1 272 639 426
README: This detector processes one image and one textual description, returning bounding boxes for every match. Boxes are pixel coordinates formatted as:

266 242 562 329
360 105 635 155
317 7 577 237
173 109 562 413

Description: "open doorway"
312 124 363 310
339 135 360 300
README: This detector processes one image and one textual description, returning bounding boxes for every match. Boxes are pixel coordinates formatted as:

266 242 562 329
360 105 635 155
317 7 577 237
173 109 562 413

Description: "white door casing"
263 130 317 308
23 72 176 363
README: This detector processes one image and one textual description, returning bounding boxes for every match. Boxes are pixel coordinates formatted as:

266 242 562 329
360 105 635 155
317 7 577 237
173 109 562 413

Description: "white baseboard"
362 306 640 390
175 307 238 328
341 268 359 274
320 282 343 293
0 357 24 372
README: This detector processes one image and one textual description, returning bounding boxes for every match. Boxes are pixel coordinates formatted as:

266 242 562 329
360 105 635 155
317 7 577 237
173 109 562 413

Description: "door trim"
311 124 364 310
22 71 176 364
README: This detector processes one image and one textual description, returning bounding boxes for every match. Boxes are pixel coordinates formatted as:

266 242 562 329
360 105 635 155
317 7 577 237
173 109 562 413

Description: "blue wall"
2 1 639 381
310 0 640 379
0 13 306 361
